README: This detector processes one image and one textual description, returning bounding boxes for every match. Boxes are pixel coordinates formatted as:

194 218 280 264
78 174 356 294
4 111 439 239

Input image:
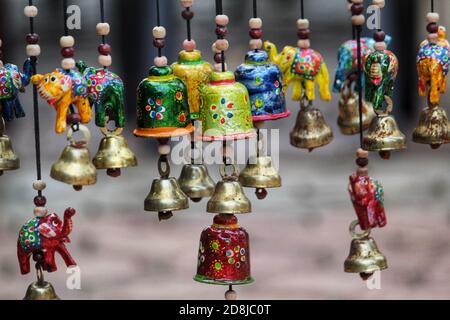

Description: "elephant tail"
316 62 332 101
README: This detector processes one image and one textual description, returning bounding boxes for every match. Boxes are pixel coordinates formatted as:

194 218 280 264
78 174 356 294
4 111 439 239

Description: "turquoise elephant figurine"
0 58 32 121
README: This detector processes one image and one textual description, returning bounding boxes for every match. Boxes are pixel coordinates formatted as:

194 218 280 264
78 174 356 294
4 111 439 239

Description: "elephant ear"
38 223 57 238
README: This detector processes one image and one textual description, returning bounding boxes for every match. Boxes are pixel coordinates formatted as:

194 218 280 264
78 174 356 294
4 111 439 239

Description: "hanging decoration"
135 0 191 221
236 0 288 200
413 0 450 149
344 0 388 281
20 1 77 300
264 0 333 151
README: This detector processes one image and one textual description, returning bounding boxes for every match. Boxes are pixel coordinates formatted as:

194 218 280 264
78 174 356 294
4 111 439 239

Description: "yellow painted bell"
50 125 97 191
93 127 138 177
23 281 60 300
413 105 448 149
239 156 281 200
178 164 215 202
338 90 375 135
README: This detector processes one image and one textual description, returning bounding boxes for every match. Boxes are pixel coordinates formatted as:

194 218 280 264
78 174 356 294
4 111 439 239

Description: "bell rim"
252 110 291 122
0 158 20 171
193 274 255 286
23 281 60 300
133 123 194 139
344 261 388 274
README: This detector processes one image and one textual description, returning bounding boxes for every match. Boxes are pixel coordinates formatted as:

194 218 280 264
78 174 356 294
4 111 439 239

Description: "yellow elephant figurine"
264 41 331 102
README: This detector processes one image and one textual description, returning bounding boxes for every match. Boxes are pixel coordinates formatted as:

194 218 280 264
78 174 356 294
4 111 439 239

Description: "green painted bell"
134 66 193 139
199 71 256 141
172 50 213 120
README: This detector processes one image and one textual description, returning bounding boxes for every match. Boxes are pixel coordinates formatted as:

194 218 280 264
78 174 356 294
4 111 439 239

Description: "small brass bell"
338 89 376 135
50 125 97 191
23 281 60 300
290 103 333 152
239 156 281 200
93 127 138 177
344 221 387 280
178 164 215 203
144 177 189 220
0 119 19 175
207 165 251 214
413 104 448 149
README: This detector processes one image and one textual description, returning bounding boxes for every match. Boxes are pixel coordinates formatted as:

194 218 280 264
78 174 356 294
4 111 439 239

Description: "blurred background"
1 0 450 299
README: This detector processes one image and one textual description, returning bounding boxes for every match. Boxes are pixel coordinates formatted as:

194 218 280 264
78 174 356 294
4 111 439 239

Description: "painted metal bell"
199 71 256 141
144 177 189 221
413 105 449 149
23 281 60 300
239 156 281 200
178 164 215 202
235 50 290 121
338 89 376 135
135 65 193 139
194 214 254 286
93 128 138 177
0 119 19 175
172 50 214 121
290 105 333 151
51 125 97 190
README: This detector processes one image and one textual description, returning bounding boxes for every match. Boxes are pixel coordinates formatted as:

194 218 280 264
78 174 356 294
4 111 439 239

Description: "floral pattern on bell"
194 214 254 285
135 65 193 138
235 50 289 121
199 71 255 141
172 50 214 120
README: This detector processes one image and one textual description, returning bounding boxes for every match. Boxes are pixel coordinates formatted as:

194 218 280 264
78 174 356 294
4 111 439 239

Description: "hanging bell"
50 125 97 191
178 164 215 202
412 104 449 149
23 281 60 300
0 119 19 175
338 86 376 135
93 127 138 177
199 71 256 141
290 103 333 152
239 156 281 200
235 50 290 121
135 65 193 139
194 214 254 286
172 50 214 121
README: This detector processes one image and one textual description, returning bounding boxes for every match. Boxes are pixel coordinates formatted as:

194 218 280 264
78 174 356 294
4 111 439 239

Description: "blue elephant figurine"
0 59 32 121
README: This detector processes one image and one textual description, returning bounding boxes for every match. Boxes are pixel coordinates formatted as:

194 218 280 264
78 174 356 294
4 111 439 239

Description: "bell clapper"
225 285 237 300
158 211 173 221
255 188 267 200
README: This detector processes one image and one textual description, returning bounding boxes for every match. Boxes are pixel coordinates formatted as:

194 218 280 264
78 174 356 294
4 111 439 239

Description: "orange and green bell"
134 65 193 139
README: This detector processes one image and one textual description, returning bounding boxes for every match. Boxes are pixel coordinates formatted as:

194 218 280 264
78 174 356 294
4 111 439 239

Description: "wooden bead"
427 22 439 34
32 180 47 191
24 5 38 18
356 157 369 167
428 33 439 43
154 55 168 67
211 42 221 53
351 3 364 15
297 19 309 29
374 41 386 51
67 113 81 125
373 30 386 42
158 144 171 155
34 195 47 207
426 12 439 23
249 28 263 39
372 0 385 8
297 28 310 40
180 0 193 7
26 44 41 57
249 17 262 29
96 22 111 36
152 26 166 38
214 62 227 72
181 9 194 20
249 39 263 50
61 58 76 70
213 53 222 63
61 47 75 58
351 14 365 26
26 33 39 44
153 38 166 48
34 207 48 218
182 39 196 51
225 290 237 300
215 14 229 26
98 43 112 55
215 26 228 37
351 0 363 3
98 54 112 67
60 36 75 48
215 39 229 51
356 148 368 158
298 39 310 49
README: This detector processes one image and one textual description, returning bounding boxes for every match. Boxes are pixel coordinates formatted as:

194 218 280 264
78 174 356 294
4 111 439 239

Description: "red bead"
153 38 166 49
297 28 310 40
351 3 364 15
26 33 39 44
213 214 238 225
249 28 263 39
215 26 228 37
214 53 222 63
67 113 81 125
107 168 121 178
33 195 47 206
373 30 386 42
98 43 112 55
61 47 75 58
427 22 439 34
181 9 194 20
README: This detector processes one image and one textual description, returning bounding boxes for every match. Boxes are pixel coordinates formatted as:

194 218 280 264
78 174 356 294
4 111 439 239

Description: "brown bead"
67 113 81 125
351 3 364 15
215 26 228 37
26 33 39 44
33 195 47 206
107 168 121 178
373 30 386 42
214 53 222 63
249 28 263 39
427 22 439 34
61 47 75 58
181 9 194 20
153 38 166 48
356 157 369 167
297 28 310 40
98 43 112 55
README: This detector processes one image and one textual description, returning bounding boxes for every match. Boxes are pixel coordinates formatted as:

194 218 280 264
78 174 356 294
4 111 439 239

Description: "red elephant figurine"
17 207 76 274
348 174 387 230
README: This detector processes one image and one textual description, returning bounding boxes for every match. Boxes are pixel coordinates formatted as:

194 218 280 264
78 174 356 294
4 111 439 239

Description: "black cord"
356 25 363 148
156 0 162 57
431 0 435 12
300 0 304 19
100 0 106 44
253 0 257 18
186 7 192 41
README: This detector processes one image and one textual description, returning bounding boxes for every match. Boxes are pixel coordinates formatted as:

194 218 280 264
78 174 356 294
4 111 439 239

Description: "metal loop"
67 124 91 146
349 220 371 239
158 156 170 178
220 163 239 179
99 116 124 136
36 265 44 285
374 95 393 117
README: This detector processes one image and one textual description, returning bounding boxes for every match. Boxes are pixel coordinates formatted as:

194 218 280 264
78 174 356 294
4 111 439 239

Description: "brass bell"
207 165 251 214
0 118 19 175
344 221 387 280
93 127 138 177
144 177 189 221
413 105 448 149
50 125 97 191
178 164 215 203
23 281 60 300
338 89 376 135
239 156 281 200
290 104 333 152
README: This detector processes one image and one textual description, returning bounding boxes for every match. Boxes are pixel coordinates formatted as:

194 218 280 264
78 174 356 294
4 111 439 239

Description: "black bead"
153 38 166 49
26 33 39 44
373 30 386 42
351 3 364 15
181 9 194 20
214 53 222 63
427 22 439 34
356 157 369 167
33 195 47 206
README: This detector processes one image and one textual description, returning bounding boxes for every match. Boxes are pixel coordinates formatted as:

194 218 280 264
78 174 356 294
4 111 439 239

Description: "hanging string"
356 25 363 148
300 0 304 19
156 0 162 57
253 0 257 18
431 0 435 12
215 0 225 72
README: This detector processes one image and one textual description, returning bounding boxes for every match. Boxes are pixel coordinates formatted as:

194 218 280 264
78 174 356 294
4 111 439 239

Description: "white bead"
34 207 48 218
249 18 262 29
96 22 110 36
298 39 310 49
374 41 386 51
428 33 439 44
61 58 76 70
154 56 168 67
214 63 227 72
297 19 309 29
152 26 166 39
225 290 237 300
249 39 263 50
32 180 47 191
180 0 193 7
215 14 229 26
215 39 229 51
352 14 365 26
24 5 38 18
427 12 440 23
183 39 196 51
60 36 75 48
98 54 112 67
351 0 363 3
372 0 385 8
26 44 40 57
211 42 221 54
158 144 171 155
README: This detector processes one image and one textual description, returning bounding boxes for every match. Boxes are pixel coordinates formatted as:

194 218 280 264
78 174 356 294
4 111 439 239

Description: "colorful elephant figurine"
76 61 125 128
264 41 331 102
348 174 386 231
0 59 33 121
31 69 91 134
17 207 76 274
417 27 450 105
364 49 398 111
